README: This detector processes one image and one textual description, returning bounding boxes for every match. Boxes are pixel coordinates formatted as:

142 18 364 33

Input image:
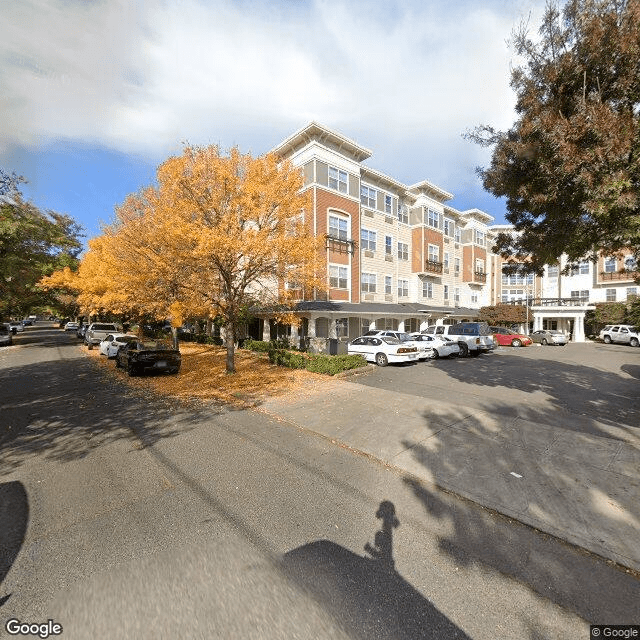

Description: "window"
397 202 408 224
444 285 449 300
443 252 450 270
397 242 408 261
328 166 348 193
570 290 589 301
454 288 460 303
471 292 478 303
501 267 533 286
428 244 439 262
454 257 460 275
444 218 454 237
427 209 439 228
501 289 524 303
385 235 393 255
384 194 392 214
398 279 409 297
329 265 348 289
475 230 485 246
455 227 461 243
361 272 376 293
361 185 376 209
625 255 638 271
547 265 559 277
422 281 433 298
385 275 392 295
328 215 348 240
361 229 377 251
606 288 617 301
335 318 349 338
627 287 638 298
475 259 485 274
604 257 617 273
569 261 590 276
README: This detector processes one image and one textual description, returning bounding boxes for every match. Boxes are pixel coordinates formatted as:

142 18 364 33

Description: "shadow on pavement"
0 481 29 608
281 501 471 640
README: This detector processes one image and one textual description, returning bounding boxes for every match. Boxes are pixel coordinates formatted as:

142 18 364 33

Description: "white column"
262 319 271 342
308 316 317 338
573 313 586 342
398 320 405 332
290 323 299 343
328 318 338 339
369 318 377 330
419 319 430 332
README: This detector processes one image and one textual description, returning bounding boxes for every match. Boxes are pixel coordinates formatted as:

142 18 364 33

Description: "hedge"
266 348 367 376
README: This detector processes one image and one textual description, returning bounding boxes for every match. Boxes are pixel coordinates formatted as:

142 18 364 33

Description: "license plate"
154 361 167 368
408 353 418 360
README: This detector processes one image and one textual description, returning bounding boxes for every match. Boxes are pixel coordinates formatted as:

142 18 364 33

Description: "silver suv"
601 325 639 347
423 322 495 357
85 323 120 350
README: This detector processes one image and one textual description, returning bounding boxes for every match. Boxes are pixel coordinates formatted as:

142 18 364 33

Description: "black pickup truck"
115 340 181 376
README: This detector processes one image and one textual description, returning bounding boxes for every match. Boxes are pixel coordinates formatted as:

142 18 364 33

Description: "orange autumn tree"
107 145 323 373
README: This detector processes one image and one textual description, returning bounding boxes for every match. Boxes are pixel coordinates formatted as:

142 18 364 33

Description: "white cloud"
1 0 547 189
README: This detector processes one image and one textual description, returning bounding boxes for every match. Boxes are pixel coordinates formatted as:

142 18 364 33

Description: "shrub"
244 339 272 353
304 354 367 375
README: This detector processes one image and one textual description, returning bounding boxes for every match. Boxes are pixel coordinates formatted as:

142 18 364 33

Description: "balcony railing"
600 270 637 281
505 297 590 307
424 260 443 274
325 234 356 255
473 270 487 283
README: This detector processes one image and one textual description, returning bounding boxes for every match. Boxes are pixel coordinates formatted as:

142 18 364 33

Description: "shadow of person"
364 499 399 570
0 481 29 608
281 501 470 639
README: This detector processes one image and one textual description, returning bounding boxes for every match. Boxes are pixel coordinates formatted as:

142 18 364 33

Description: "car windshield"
140 341 172 350
381 337 400 345
93 324 117 330
117 336 138 343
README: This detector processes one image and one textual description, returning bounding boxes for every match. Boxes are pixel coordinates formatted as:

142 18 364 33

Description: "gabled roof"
272 122 373 163
407 180 454 203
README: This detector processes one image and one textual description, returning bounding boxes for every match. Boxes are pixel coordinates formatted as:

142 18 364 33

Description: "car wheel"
541 338 548 345
511 339 522 347
458 343 469 358
432 349 439 359
470 350 480 357
87 342 93 350
604 335 612 344
375 352 388 367
630 338 639 347
127 363 137 377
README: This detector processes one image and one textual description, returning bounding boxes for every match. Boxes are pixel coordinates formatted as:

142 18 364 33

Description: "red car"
489 327 533 347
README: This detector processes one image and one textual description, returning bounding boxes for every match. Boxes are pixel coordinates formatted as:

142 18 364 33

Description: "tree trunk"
225 323 236 374
171 326 179 350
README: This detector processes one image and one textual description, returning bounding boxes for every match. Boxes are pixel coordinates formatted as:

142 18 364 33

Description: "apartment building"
253 122 496 349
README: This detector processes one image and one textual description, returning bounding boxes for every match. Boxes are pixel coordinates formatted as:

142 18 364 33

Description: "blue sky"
2 0 547 246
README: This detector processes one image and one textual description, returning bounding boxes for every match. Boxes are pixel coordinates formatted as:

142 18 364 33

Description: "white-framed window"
329 265 348 289
427 209 439 228
502 267 533 285
397 242 408 261
422 281 433 298
397 202 408 224
361 272 376 293
454 287 460 303
328 166 348 193
625 255 638 271
443 285 449 300
385 275 392 295
502 289 525 303
444 218 454 237
398 279 409 297
604 257 617 273
360 185 376 209
547 265 559 277
454 257 460 275
471 292 478 303
444 252 450 269
385 235 393 255
335 318 349 337
428 244 439 262
455 227 461 243
384 194 392 214
570 290 589 300
361 228 377 251
475 258 485 274
627 287 638 298
475 230 485 246
606 288 616 301
328 215 348 240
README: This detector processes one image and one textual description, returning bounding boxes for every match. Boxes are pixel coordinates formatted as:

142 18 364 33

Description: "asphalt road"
0 325 638 639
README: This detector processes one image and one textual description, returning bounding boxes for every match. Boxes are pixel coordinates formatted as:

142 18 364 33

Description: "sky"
1 0 548 246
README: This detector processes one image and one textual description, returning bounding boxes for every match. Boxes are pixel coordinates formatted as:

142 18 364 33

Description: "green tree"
0 171 83 318
468 0 640 272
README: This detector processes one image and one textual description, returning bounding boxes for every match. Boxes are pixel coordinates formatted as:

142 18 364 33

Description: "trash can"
328 338 338 355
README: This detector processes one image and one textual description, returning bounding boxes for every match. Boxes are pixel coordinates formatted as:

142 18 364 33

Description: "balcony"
424 260 443 274
473 270 487 283
325 234 356 255
600 270 638 282
505 297 591 307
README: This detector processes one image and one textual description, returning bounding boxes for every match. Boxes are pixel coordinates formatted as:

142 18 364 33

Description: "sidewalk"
255 376 640 572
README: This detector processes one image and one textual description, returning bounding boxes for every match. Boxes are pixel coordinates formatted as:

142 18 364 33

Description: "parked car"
362 330 430 359
64 321 79 332
530 329 568 346
412 332 460 358
423 322 495 357
598 325 613 340
22 318 34 326
489 327 533 347
0 324 12 346
99 333 139 358
348 335 419 367
115 339 181 376
8 321 23 334
77 324 88 339
85 323 120 350
601 325 640 347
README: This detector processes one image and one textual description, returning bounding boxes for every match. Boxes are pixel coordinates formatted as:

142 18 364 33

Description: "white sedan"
99 333 139 358
408 333 460 359
64 321 79 331
348 335 419 366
